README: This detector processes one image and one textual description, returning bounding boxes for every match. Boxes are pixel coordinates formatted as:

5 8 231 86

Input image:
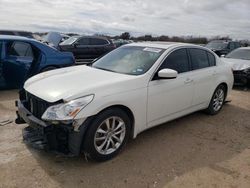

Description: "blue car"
0 35 75 89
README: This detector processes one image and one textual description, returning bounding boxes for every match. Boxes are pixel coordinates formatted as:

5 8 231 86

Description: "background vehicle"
0 30 40 40
205 40 241 56
0 35 75 89
221 47 250 85
16 43 233 161
59 36 116 62
42 32 70 49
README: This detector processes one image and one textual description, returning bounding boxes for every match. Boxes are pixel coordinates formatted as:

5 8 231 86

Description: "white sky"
0 0 249 39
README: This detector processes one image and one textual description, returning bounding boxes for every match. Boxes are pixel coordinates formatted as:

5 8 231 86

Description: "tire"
205 84 226 115
83 108 131 162
41 66 57 73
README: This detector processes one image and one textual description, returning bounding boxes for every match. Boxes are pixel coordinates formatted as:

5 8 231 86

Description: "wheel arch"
95 104 135 139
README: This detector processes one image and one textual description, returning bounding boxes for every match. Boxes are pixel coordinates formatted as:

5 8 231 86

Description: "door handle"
184 78 193 84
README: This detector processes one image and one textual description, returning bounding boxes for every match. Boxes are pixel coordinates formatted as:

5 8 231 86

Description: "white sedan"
221 47 250 85
16 42 234 161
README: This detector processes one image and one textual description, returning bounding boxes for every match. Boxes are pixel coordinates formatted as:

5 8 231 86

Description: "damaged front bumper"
233 70 250 85
16 100 91 156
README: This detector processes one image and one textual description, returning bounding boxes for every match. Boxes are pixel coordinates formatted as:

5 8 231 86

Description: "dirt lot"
0 88 250 188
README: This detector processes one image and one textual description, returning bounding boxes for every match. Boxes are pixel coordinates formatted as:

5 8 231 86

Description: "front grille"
21 90 53 119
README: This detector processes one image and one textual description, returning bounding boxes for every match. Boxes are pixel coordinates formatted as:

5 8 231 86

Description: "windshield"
92 46 164 75
226 49 250 60
205 41 228 50
60 37 78 45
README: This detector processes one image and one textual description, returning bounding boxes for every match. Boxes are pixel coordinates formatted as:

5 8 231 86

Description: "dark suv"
59 36 116 61
205 40 241 56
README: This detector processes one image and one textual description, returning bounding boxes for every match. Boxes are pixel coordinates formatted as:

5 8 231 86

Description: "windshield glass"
92 46 164 75
60 37 78 45
205 41 228 50
226 49 250 60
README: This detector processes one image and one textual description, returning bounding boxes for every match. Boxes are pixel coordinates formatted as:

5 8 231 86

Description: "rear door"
74 37 91 59
188 48 216 106
2 41 34 88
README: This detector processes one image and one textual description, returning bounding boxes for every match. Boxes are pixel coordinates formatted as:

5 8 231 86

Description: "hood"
24 66 139 103
221 58 250 71
43 32 69 48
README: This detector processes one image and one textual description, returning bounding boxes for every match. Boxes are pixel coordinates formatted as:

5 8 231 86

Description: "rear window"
189 48 210 70
60 37 78 45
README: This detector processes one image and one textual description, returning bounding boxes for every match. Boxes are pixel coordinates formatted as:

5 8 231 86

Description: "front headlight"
42 95 94 121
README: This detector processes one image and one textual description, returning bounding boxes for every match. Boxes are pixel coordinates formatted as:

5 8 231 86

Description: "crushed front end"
15 90 90 156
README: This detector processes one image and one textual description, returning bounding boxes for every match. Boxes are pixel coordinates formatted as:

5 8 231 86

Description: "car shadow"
28 102 250 188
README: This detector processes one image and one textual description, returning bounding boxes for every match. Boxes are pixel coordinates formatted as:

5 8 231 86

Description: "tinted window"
190 48 209 70
77 38 90 45
229 42 235 50
8 42 34 58
207 52 216 66
235 42 241 48
226 48 250 60
90 38 108 45
159 49 189 73
0 41 2 59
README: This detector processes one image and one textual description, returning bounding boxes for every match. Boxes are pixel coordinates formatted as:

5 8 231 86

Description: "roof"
0 35 35 41
125 42 199 49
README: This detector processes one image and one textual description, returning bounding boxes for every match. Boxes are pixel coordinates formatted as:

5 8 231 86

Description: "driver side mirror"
158 69 178 79
220 54 225 58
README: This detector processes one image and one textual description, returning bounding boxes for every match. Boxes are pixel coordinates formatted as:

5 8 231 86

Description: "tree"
120 32 130 40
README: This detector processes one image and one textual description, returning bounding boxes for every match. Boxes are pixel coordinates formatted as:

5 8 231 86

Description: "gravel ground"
0 88 249 188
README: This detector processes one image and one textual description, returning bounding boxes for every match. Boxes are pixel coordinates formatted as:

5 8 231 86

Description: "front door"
147 48 194 127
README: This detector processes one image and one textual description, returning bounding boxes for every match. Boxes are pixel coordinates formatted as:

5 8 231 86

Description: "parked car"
221 47 250 85
59 36 116 61
42 32 70 49
205 40 241 56
0 30 39 40
16 43 233 161
0 35 75 89
112 39 131 47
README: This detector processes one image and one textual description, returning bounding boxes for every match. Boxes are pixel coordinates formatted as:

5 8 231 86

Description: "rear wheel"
83 108 131 162
205 84 226 115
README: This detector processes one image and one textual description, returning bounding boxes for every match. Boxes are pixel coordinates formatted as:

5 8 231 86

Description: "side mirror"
220 54 225 58
158 68 178 79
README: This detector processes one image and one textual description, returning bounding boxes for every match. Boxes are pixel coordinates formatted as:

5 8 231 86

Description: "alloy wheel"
94 116 126 155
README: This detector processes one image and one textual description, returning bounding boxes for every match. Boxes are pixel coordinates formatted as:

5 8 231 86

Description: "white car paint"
221 58 250 71
24 42 234 138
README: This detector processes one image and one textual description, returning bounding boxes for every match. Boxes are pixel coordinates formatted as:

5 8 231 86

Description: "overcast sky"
0 0 249 39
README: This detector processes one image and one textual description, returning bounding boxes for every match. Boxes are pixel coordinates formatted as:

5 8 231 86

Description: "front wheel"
205 84 226 115
83 108 131 162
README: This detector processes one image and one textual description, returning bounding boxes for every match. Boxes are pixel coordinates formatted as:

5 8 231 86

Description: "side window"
189 48 210 70
90 38 108 45
229 42 235 50
235 42 241 48
8 41 34 58
77 38 90 45
159 49 189 73
0 41 2 59
207 52 216 66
